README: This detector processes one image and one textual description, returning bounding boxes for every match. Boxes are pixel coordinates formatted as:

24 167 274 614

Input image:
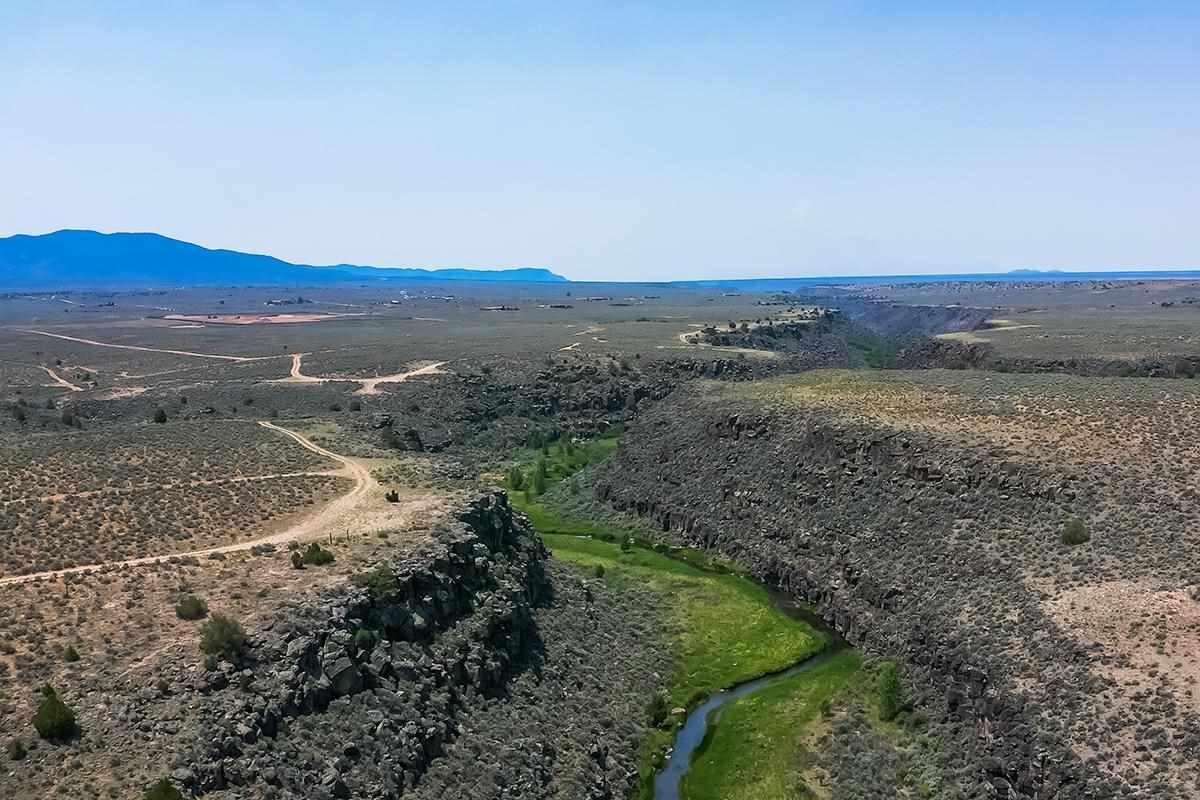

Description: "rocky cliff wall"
594 391 1120 800
178 492 551 798
896 337 1200 378
174 491 668 800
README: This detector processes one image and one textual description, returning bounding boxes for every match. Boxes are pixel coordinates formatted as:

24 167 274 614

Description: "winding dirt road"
0 421 382 586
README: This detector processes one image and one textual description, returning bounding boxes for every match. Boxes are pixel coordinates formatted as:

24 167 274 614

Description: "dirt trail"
270 353 448 393
20 329 282 362
271 352 325 384
39 365 83 391
355 361 447 395
0 422 402 586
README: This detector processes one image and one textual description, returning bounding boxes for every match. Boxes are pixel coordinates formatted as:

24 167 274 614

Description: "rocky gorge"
592 377 1172 799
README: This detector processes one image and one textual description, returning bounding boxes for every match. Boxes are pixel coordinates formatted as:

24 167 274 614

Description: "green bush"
1062 518 1090 546
144 778 184 800
153 407 167 424
63 645 79 662
647 689 670 728
353 565 398 598
301 542 335 566
7 738 26 761
33 685 77 741
174 593 208 620
877 661 908 722
199 613 247 664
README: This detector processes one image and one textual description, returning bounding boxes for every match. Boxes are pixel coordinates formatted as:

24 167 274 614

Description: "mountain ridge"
0 229 567 288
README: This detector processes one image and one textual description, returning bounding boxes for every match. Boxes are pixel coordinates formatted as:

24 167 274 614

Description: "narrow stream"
652 588 848 800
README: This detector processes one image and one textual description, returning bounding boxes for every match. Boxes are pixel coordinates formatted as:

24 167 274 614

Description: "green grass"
846 331 899 368
541 532 826 800
507 434 837 800
682 648 862 800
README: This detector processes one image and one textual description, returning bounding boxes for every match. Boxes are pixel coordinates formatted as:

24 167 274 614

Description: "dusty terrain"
4 278 1200 799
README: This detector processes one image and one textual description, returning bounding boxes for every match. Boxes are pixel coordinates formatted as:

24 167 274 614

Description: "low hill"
0 230 566 289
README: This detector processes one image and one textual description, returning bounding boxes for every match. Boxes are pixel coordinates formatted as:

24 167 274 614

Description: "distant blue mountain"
0 230 567 289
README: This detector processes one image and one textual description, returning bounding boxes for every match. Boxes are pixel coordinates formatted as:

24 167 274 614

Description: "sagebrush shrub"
1062 518 1090 546
144 778 184 800
199 613 247 663
174 593 208 620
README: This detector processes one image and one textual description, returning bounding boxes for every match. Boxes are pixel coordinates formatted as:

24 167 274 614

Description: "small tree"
63 645 80 662
507 467 525 491
174 593 209 620
1062 518 1090 546
199 613 247 664
153 407 168 424
33 685 77 741
144 778 184 800
877 661 908 722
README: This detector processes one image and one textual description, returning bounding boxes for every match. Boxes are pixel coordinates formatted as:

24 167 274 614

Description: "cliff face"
897 337 1200 378
178 492 548 796
594 387 1117 800
175 492 669 800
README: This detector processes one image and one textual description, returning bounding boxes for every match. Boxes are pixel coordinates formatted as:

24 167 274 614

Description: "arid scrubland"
3 281 1200 800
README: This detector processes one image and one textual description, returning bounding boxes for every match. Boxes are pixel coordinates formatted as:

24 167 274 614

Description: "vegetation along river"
504 436 867 799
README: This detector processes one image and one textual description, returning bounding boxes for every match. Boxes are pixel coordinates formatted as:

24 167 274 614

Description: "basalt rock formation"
896 337 1200 378
594 387 1132 800
172 491 666 800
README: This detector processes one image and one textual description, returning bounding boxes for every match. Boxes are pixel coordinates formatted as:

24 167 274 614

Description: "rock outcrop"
594 390 1126 800
179 492 552 798
897 337 1200 378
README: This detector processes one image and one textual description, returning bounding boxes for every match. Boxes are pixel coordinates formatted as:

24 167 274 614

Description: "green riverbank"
503 435 857 799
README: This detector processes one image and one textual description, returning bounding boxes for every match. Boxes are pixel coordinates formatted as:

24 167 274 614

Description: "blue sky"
2 2 1197 280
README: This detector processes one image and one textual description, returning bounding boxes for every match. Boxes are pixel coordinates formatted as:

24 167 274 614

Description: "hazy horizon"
3 2 1197 281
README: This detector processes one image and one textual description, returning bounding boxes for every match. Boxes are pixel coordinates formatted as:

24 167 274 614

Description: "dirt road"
270 352 448 394
39 365 83 391
20 329 283 362
0 421 400 586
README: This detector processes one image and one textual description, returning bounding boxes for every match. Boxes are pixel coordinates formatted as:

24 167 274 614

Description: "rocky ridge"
896 337 1200 378
594 387 1141 800
176 492 551 798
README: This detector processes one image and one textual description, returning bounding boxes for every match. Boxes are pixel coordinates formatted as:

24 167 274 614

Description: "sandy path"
20 329 283 362
269 353 448 394
40 365 83 391
355 361 447 395
0 422 378 586
270 352 325 384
